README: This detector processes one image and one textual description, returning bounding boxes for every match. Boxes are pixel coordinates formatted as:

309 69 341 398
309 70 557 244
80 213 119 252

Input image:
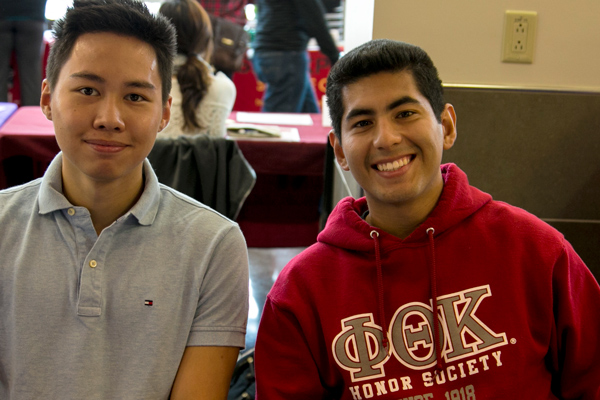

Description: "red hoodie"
255 164 600 399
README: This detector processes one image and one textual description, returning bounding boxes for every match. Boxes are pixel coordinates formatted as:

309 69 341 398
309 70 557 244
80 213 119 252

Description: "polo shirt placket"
64 205 110 317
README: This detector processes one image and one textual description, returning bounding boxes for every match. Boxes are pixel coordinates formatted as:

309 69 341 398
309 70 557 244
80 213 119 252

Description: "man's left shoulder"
484 199 564 241
154 184 241 242
159 184 235 221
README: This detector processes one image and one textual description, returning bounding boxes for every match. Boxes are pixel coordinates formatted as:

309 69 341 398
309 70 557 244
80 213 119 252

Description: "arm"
170 346 239 400
551 240 600 399
294 0 339 65
255 297 331 399
172 225 248 398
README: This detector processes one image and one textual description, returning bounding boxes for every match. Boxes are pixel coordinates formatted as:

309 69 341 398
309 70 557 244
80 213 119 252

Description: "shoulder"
207 73 236 100
141 184 247 260
267 242 339 304
0 181 46 252
0 180 41 218
484 200 561 236
475 199 567 259
156 183 240 236
157 183 234 220
198 73 236 121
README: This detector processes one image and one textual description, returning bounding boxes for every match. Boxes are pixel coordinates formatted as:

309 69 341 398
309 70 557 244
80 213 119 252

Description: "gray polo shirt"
0 153 249 399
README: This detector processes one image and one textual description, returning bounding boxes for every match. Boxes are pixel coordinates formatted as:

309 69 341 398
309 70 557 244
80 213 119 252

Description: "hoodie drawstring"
426 227 443 372
370 228 442 370
370 230 389 353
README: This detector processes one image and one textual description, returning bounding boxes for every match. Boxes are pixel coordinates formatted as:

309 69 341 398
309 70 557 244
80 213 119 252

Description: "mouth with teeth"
375 155 414 172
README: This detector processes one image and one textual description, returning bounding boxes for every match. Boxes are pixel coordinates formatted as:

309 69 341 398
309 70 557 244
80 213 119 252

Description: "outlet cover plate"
502 10 537 64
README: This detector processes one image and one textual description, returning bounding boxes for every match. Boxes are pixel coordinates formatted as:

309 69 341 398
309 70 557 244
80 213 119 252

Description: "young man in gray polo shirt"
0 0 249 398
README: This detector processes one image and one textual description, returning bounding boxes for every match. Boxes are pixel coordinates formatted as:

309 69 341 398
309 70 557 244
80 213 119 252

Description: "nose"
93 96 125 132
372 118 402 149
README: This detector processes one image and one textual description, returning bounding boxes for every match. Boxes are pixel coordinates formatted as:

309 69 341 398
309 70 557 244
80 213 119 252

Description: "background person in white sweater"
159 0 236 138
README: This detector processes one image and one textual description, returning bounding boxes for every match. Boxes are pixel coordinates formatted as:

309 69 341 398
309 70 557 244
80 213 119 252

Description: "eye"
79 87 98 96
397 110 415 118
354 120 372 128
126 93 145 102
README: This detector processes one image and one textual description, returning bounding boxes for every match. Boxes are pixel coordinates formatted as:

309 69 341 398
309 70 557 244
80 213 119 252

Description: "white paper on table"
227 127 300 142
236 112 314 126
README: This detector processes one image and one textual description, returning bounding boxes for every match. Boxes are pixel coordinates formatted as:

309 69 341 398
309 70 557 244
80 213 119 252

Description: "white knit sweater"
159 55 236 138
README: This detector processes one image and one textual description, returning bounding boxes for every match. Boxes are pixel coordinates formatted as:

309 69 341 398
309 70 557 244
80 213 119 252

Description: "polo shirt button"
89 260 97 268
68 208 75 216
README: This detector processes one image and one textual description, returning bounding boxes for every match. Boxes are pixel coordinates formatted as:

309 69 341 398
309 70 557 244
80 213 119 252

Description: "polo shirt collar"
131 159 161 226
38 153 161 226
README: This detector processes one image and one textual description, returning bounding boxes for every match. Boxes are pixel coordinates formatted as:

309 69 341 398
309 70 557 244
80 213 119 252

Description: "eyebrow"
69 72 157 91
345 96 421 122
387 96 420 111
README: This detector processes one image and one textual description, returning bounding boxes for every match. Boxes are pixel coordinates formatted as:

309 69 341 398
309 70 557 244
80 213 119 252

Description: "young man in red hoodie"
255 39 600 399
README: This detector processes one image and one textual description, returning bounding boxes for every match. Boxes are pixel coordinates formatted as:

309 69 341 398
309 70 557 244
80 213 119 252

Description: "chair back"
148 134 256 220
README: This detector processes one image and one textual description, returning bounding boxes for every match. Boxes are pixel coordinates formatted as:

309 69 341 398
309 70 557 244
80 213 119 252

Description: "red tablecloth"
0 106 331 247
230 112 331 246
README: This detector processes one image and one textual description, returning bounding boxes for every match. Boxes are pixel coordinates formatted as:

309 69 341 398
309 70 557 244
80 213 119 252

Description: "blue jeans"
0 20 45 105
252 50 320 113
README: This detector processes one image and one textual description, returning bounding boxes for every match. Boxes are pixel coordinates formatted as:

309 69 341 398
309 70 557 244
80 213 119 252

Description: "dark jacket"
0 0 48 21
148 135 256 220
254 0 339 65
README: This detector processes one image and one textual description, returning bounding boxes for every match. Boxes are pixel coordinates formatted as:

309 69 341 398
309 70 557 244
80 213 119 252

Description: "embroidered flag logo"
145 300 153 306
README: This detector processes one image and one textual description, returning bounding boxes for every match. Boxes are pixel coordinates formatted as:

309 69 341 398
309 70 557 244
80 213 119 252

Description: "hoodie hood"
318 163 492 249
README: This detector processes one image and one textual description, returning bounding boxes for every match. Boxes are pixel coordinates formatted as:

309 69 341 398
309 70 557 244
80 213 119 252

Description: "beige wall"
345 0 600 92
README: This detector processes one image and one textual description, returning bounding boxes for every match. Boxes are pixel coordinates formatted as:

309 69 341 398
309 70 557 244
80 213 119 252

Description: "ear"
40 79 53 121
158 95 172 132
441 103 457 150
329 130 349 171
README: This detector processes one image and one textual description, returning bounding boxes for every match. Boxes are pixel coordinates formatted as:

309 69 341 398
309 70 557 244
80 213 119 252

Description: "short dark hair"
46 0 177 104
326 39 445 139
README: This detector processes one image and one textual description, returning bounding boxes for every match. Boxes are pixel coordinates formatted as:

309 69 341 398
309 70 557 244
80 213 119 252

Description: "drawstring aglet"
382 337 390 355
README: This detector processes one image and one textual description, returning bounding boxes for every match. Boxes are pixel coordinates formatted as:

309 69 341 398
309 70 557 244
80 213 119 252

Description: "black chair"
148 135 256 221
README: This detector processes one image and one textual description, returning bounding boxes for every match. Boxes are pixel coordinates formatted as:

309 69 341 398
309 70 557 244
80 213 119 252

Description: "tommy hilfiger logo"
144 300 153 306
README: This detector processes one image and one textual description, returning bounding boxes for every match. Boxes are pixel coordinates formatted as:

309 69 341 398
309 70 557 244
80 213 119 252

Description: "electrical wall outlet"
502 10 537 64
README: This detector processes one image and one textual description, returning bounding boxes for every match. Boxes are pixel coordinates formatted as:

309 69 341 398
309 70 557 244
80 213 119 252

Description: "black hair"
46 0 177 104
326 39 445 139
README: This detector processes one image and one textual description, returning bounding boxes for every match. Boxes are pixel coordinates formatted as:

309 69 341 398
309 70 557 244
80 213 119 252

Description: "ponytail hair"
159 0 214 130
176 55 212 130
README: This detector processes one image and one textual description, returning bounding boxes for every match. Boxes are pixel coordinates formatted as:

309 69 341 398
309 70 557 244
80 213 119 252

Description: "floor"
245 247 306 349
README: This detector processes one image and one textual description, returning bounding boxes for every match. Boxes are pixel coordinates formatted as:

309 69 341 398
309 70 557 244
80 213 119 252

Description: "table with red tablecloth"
0 106 331 247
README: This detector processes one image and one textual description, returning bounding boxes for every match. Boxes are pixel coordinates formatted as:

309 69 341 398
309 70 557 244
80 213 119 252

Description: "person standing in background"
0 0 48 105
252 0 339 113
198 0 250 27
159 0 236 138
198 0 250 78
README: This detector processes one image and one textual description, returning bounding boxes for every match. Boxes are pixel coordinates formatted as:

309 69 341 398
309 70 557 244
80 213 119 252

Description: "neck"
365 181 444 240
62 170 145 235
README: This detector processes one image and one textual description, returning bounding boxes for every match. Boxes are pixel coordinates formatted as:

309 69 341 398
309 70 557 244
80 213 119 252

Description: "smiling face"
41 32 171 190
330 70 456 220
